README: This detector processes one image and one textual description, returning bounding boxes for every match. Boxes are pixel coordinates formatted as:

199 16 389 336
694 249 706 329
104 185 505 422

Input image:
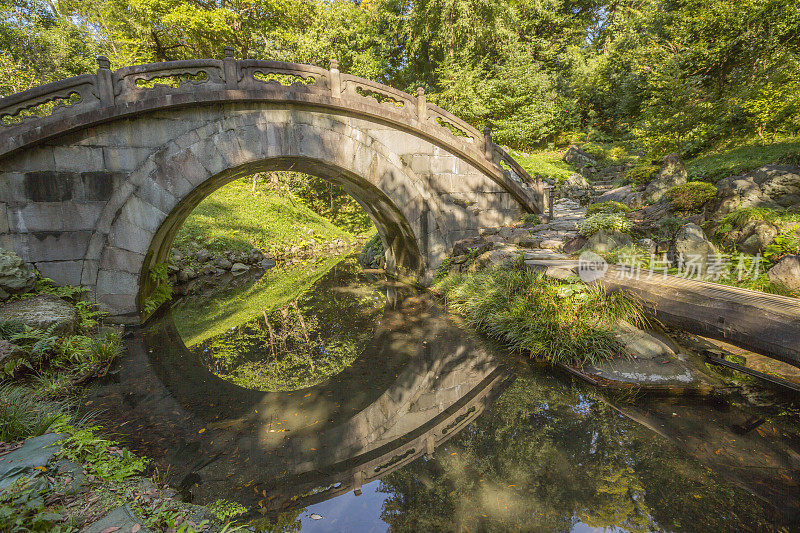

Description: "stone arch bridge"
0 49 547 320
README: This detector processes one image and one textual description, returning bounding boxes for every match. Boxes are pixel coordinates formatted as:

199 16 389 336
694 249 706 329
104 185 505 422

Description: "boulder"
674 223 718 275
195 248 212 262
767 255 800 292
214 257 233 270
452 237 492 257
231 262 249 275
260 258 277 270
0 294 78 335
563 145 597 167
0 249 36 300
478 227 500 236
736 220 778 255
563 235 589 254
560 173 594 202
596 185 629 202
644 153 688 203
581 230 633 255
637 238 657 253
752 164 800 197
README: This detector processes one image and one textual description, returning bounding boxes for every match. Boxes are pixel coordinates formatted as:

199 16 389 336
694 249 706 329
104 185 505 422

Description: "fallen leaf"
132 525 141 533
198 428 206 434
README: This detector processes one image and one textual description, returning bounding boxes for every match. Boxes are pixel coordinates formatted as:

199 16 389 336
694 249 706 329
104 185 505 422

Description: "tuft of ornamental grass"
435 266 647 367
0 384 69 442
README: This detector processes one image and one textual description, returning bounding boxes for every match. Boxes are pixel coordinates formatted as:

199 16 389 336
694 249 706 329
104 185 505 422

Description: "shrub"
521 213 541 226
578 212 632 237
435 266 646 366
625 164 659 185
586 201 632 216
665 181 718 212
607 146 629 161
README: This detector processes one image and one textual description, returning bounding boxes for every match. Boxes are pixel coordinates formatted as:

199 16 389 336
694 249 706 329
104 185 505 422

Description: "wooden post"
415 87 427 122
329 59 341 98
223 46 237 89
96 56 114 106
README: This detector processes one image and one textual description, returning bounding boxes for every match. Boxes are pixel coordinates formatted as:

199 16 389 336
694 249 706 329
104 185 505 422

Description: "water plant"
435 266 646 366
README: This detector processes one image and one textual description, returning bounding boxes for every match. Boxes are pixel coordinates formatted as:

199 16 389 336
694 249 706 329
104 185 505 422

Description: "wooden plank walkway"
525 259 800 368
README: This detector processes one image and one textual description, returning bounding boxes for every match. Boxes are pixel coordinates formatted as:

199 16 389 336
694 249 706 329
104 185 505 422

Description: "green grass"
686 138 800 182
509 149 576 183
435 266 646 366
172 255 347 347
174 179 357 256
0 384 68 441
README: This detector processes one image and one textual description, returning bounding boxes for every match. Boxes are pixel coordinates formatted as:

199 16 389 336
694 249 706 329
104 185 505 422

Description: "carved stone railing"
0 74 99 127
0 48 544 213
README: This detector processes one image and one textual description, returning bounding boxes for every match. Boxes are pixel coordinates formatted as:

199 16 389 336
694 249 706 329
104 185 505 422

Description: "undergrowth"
435 266 646 366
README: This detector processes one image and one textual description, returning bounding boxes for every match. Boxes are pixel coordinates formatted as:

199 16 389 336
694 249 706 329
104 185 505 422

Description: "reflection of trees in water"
379 374 781 532
193 258 387 391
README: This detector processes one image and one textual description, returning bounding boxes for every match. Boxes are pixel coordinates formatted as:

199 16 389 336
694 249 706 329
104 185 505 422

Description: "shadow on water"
86 254 800 531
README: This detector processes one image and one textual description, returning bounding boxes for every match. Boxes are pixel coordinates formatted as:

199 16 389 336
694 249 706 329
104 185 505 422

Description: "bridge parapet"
0 51 544 214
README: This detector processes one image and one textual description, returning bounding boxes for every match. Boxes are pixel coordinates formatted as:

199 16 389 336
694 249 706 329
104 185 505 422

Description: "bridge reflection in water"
88 263 508 519
85 259 800 529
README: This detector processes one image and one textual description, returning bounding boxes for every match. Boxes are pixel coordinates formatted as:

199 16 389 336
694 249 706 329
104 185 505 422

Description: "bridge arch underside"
0 105 525 319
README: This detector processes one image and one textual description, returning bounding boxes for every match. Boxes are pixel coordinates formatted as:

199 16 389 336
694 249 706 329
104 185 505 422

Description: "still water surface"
89 255 800 531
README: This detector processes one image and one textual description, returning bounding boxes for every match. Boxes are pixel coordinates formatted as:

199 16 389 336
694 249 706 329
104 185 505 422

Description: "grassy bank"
435 266 646 367
173 179 360 256
173 254 349 347
0 283 250 531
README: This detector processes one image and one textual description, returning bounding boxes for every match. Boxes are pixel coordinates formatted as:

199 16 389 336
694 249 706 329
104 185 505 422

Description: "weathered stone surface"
767 255 800 292
452 237 491 257
644 153 688 203
0 294 78 335
231 262 249 275
581 230 633 254
596 185 632 204
562 145 597 167
736 220 778 255
0 433 65 490
674 223 717 274
0 248 36 299
214 257 233 270
563 235 588 254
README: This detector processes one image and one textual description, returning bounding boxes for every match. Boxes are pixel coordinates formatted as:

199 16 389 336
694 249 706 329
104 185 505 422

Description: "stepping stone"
0 433 65 491
82 505 150 533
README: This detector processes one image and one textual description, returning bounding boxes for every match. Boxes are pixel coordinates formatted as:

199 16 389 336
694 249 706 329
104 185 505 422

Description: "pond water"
88 254 800 531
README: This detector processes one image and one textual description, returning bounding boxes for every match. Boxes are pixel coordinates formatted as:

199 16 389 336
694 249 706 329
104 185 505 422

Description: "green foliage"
625 164 659 186
142 263 172 316
665 181 718 212
435 257 454 282
658 216 685 241
586 201 631 216
765 232 800 261
716 206 800 233
686 139 800 182
510 150 575 183
208 499 247 521
360 233 385 268
0 475 71 533
58 425 146 482
522 213 542 226
0 385 67 442
435 266 646 366
579 213 632 237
